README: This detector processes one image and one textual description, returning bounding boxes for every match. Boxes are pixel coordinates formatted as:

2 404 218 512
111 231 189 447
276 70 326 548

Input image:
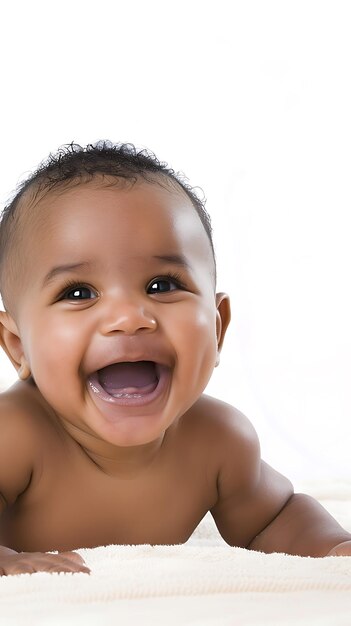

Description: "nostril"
101 306 157 335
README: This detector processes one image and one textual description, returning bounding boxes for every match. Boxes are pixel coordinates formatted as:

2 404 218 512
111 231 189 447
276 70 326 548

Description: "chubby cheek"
169 302 218 390
23 315 87 401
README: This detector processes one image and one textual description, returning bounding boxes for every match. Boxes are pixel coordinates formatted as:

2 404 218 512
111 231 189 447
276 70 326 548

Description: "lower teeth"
112 393 142 399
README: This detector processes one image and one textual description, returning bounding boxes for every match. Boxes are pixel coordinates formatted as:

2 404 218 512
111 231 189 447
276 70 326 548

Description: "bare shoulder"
184 394 261 475
179 394 263 500
0 381 53 507
186 393 257 431
0 379 49 428
186 395 294 548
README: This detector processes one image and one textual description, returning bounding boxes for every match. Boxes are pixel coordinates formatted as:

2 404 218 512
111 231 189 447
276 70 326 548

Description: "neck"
61 420 168 477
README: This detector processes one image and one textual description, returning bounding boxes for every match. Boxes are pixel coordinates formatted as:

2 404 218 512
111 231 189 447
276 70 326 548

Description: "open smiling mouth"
87 361 170 407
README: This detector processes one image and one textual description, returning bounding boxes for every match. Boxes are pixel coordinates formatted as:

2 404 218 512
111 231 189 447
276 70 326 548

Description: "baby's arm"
209 400 351 556
246 491 351 557
0 394 90 576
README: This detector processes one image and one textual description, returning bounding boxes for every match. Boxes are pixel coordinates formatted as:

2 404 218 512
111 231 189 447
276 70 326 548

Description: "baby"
0 142 350 577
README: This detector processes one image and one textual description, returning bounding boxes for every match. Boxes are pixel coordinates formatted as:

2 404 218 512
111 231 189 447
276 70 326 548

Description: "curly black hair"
0 141 216 311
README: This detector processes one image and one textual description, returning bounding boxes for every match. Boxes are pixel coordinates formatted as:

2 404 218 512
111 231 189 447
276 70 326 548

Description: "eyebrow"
42 262 93 286
152 254 191 270
42 254 191 287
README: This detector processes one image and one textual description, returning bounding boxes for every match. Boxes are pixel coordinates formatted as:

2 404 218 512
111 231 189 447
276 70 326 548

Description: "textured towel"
0 482 351 625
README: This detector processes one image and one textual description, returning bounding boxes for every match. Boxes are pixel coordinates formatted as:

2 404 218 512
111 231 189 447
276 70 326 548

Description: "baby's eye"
147 277 181 294
62 285 97 300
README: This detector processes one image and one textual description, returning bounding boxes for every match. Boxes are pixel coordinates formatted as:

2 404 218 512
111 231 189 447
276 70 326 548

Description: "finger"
47 563 91 574
60 551 87 566
54 559 90 574
21 554 89 575
34 555 90 574
5 563 36 576
47 556 90 573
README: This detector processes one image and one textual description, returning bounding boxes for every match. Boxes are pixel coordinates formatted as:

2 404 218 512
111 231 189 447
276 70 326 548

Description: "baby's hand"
327 540 351 556
0 547 90 576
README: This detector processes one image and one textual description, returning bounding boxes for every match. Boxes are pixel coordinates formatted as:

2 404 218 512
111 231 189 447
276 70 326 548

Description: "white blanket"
0 481 351 625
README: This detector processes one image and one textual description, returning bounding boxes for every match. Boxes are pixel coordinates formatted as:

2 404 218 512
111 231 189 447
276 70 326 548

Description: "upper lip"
86 340 173 377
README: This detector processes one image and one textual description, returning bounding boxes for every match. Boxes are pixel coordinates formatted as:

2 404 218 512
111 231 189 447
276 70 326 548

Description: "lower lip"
87 365 170 410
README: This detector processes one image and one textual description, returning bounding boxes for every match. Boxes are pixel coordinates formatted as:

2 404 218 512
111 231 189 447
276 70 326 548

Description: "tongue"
98 361 158 394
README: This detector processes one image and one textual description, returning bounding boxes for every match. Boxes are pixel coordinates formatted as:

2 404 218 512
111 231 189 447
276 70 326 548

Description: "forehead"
23 180 214 273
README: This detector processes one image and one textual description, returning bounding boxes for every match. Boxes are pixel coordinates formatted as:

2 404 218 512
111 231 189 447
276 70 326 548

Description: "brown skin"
0 180 350 576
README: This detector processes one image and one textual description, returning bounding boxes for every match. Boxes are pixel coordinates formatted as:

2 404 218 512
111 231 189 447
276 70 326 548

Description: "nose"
100 297 157 336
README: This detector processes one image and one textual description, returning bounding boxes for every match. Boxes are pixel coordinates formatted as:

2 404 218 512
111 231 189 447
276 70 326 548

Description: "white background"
0 0 350 482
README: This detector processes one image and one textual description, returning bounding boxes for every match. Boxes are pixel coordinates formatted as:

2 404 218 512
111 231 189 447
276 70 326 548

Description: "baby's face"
12 180 230 450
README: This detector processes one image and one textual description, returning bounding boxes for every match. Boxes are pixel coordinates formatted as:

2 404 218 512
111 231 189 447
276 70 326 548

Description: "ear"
215 292 231 366
0 311 31 380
